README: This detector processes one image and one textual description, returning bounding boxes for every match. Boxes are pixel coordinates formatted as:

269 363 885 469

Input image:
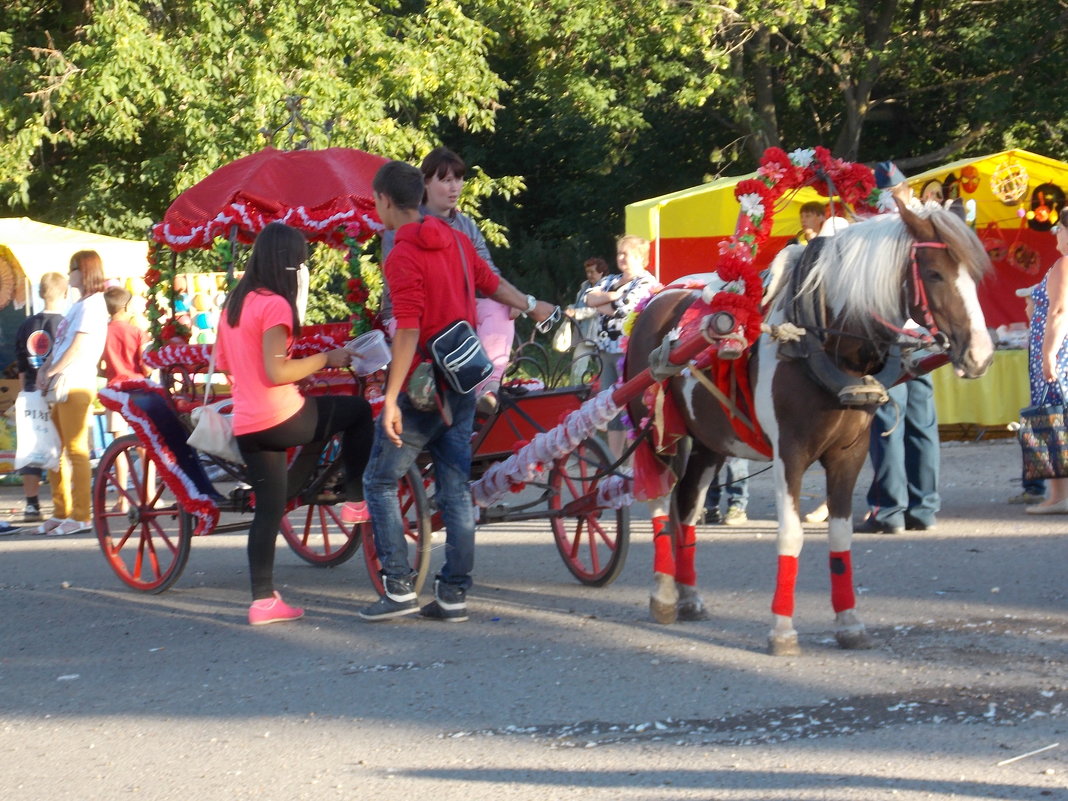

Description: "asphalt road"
1 436 1065 801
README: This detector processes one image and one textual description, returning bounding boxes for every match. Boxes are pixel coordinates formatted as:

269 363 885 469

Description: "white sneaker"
47 519 92 536
804 502 829 523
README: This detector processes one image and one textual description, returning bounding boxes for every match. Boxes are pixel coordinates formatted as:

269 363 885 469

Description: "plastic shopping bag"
14 391 61 471
551 320 573 352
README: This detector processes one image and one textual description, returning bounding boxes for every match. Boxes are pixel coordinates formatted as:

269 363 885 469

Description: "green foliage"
3 0 1068 320
0 0 506 236
305 245 354 326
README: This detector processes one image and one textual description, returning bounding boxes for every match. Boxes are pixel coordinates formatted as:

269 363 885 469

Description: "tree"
686 0 1068 166
0 0 509 237
446 0 745 297
4 0 1068 316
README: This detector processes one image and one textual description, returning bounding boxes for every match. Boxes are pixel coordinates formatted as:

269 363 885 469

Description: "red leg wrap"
674 523 697 586
829 550 855 613
771 555 799 617
652 516 674 576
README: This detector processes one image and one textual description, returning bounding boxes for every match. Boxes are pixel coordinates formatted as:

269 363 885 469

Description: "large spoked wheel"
279 435 361 567
92 434 195 593
280 502 362 567
362 465 433 596
548 436 630 586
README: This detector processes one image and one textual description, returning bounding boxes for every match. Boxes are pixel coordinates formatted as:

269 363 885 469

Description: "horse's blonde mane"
776 206 990 337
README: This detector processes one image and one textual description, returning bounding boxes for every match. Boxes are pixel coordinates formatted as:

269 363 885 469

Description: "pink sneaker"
340 501 369 525
248 592 304 626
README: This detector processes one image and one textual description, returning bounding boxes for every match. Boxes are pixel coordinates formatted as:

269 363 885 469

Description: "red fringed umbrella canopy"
151 147 390 251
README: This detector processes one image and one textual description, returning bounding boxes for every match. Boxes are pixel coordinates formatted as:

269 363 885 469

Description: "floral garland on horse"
703 146 880 347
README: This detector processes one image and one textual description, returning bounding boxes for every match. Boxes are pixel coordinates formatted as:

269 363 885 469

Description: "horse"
624 198 994 655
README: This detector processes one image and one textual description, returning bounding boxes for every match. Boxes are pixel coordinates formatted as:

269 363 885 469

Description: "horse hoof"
676 601 710 621
676 585 709 621
650 597 678 625
835 628 874 650
767 634 802 656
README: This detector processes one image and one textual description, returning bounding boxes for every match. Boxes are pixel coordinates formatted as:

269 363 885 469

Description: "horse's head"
897 198 995 378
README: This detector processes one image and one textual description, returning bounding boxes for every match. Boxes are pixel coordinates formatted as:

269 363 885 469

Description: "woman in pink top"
216 223 374 625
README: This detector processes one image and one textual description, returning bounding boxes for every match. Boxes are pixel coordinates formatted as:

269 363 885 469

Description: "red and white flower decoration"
708 146 880 345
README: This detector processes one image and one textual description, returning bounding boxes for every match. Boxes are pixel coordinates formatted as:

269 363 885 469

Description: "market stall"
905 149 1068 330
930 349 1030 432
626 149 1068 329
909 150 1068 433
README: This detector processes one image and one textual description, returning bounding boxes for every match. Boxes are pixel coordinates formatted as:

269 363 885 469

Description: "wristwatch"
523 294 537 315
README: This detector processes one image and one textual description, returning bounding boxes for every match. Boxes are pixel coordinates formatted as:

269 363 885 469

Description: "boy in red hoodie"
99 286 152 513
359 161 555 622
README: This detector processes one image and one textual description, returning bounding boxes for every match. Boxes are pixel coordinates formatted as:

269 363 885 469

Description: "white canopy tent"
0 217 147 315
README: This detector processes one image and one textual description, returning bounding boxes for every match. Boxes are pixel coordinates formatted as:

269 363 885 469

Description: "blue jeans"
364 390 477 591
867 375 940 527
706 457 750 511
1022 474 1046 495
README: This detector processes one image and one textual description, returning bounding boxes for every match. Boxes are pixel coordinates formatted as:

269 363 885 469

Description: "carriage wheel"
92 434 194 594
279 502 362 567
361 465 433 596
548 436 630 587
279 435 361 567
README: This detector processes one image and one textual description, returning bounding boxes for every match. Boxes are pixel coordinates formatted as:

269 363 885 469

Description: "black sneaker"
854 516 904 535
704 507 722 525
358 573 419 621
0 521 22 536
419 579 468 623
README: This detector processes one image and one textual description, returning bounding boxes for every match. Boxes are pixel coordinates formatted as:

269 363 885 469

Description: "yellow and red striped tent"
624 175 829 283
905 149 1068 328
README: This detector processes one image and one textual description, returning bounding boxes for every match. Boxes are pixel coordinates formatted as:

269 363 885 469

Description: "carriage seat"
125 390 224 501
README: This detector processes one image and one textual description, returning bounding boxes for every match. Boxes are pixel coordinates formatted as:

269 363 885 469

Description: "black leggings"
237 395 373 600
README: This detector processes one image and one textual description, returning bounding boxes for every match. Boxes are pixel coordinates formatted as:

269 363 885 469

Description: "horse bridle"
874 240 952 352
810 168 952 352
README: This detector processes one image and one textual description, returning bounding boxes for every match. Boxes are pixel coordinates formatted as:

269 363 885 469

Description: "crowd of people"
4 149 1062 627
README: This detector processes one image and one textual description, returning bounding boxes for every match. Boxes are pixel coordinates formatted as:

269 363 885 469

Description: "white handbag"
187 400 243 464
186 345 244 464
551 320 573 352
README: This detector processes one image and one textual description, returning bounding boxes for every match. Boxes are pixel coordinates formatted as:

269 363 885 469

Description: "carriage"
90 339 631 595
90 145 631 595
